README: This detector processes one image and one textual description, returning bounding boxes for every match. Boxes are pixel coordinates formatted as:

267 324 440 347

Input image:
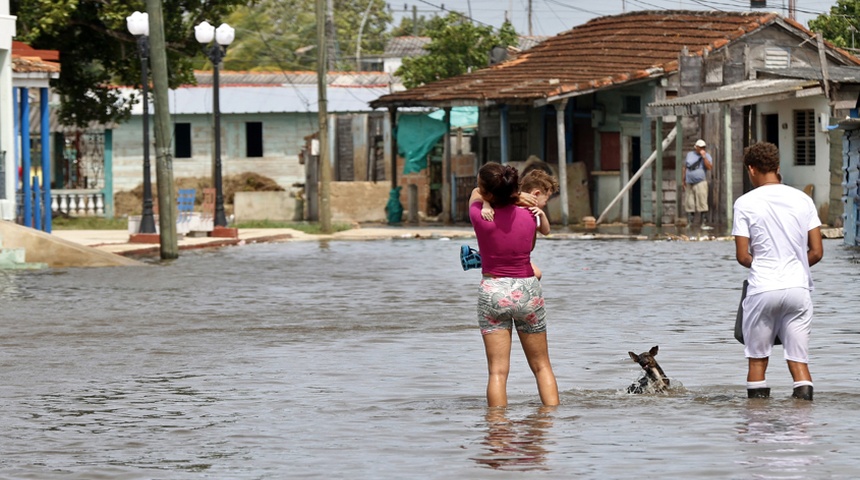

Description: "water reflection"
736 401 822 475
472 406 555 471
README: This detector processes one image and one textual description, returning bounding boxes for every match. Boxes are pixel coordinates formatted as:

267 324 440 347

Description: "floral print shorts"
477 276 547 335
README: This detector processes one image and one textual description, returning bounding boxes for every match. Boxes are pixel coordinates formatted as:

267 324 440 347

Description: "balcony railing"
51 189 105 217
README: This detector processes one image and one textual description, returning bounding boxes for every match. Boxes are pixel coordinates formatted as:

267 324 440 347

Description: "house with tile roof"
370 10 860 230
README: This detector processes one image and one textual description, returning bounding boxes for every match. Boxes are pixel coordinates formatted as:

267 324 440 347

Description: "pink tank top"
470 201 536 278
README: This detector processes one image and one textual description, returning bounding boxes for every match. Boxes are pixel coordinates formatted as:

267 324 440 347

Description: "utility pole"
145 0 178 258
317 0 332 233
528 0 533 36
326 0 337 71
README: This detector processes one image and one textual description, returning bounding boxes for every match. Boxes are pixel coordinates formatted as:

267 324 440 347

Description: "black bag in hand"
735 280 781 345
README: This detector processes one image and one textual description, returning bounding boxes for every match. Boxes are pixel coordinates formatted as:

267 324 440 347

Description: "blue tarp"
396 107 478 175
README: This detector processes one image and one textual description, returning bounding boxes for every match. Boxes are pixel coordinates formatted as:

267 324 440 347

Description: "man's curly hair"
743 142 780 173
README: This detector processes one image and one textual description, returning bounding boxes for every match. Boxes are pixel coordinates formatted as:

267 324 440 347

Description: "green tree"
11 0 245 128
395 13 518 88
390 13 430 37
223 0 391 72
222 0 317 71
808 0 860 50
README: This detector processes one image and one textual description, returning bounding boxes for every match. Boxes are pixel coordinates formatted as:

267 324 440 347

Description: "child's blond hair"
520 169 559 196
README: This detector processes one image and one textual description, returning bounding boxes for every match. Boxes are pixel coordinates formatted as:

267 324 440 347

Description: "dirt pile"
114 173 284 217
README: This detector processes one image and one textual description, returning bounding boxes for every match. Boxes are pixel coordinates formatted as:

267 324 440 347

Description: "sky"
390 0 842 37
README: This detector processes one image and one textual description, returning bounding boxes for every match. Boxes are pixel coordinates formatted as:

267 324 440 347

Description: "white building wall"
111 112 313 194
758 96 831 217
0 0 16 219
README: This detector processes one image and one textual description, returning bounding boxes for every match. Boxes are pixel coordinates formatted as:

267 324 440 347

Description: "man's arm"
735 235 752 268
703 152 714 171
807 227 823 267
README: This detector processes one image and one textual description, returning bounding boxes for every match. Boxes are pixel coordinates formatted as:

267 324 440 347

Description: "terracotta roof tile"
11 41 61 74
371 10 782 107
12 56 61 74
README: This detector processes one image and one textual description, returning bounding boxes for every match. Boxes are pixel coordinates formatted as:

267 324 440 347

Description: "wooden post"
655 117 663 227
442 106 452 225
723 103 733 227
145 0 178 258
675 115 683 225
317 0 332 233
597 126 677 225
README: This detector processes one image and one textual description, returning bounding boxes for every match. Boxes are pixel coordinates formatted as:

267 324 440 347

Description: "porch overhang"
645 79 822 117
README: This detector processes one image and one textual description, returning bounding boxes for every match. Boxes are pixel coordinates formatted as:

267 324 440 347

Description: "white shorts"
742 287 813 363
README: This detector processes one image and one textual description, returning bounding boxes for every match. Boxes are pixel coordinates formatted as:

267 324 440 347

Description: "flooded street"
1 236 859 478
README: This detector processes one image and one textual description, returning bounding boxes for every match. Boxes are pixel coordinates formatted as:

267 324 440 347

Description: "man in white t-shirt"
732 142 824 401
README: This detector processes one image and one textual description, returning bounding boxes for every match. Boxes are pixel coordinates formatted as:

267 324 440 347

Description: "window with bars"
794 110 815 166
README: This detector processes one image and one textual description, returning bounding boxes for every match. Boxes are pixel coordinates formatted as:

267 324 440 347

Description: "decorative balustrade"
51 189 105 217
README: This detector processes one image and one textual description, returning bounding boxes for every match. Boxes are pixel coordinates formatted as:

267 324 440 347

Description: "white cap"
695 139 707 148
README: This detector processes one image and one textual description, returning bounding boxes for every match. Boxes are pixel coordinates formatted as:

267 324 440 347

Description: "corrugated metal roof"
383 36 430 58
648 79 821 109
125 84 392 115
370 10 858 108
193 71 395 87
647 78 824 115
757 66 860 83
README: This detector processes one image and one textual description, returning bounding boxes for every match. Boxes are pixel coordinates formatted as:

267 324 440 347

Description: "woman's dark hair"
743 142 780 173
478 162 519 207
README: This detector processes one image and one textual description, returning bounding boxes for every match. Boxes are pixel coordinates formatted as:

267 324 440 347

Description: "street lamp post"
195 21 234 229
127 11 156 235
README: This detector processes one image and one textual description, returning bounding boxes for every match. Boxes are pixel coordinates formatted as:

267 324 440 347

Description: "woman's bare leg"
518 331 559 406
483 329 513 407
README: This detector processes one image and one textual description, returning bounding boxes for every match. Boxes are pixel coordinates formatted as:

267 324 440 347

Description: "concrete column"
500 104 509 164
555 99 569 226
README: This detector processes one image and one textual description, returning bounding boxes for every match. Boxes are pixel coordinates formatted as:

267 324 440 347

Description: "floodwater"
1 236 859 479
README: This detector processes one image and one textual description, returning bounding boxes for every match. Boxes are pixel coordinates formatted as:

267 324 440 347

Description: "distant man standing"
683 139 713 228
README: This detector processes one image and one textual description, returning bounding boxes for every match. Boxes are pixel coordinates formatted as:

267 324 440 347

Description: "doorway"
763 114 779 148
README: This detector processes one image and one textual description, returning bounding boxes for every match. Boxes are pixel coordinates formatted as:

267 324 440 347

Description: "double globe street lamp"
194 21 235 228
126 11 156 235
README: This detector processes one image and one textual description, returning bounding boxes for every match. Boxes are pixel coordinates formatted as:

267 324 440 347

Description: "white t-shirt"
732 184 821 295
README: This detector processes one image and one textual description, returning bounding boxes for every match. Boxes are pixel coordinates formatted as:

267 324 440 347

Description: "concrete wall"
234 191 301 222
330 181 391 223
112 112 311 194
0 220 143 267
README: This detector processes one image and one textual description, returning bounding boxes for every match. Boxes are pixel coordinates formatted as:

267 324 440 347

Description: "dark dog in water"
627 345 670 394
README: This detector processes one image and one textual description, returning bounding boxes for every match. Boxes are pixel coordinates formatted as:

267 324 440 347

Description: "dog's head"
628 345 669 388
628 345 660 371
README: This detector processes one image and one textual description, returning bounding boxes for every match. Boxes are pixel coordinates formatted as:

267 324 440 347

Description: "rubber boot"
747 387 771 399
792 385 813 401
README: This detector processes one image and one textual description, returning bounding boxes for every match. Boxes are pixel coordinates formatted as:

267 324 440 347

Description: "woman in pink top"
469 162 559 407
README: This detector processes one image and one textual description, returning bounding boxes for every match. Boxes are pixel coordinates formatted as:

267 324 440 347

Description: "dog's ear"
650 345 659 356
628 352 639 362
